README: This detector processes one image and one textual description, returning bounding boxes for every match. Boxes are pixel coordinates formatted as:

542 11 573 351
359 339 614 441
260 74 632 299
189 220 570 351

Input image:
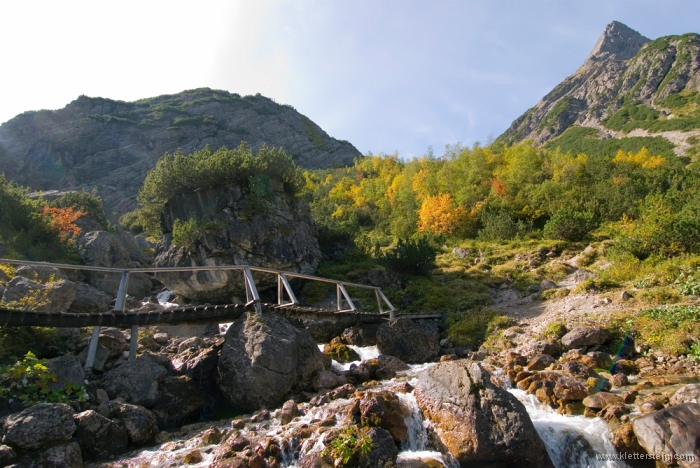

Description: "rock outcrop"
0 89 360 214
376 319 440 364
216 312 329 412
153 186 321 302
497 21 700 155
414 360 554 468
633 403 700 468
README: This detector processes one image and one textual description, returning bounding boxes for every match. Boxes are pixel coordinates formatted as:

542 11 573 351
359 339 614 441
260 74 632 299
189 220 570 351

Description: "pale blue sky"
1 0 698 157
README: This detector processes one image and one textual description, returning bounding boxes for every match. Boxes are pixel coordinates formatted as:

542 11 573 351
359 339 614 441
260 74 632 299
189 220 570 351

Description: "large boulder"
376 319 440 364
74 410 129 459
2 403 76 450
36 442 84 468
633 403 700 468
14 265 68 282
670 384 700 406
414 360 554 468
216 312 328 412
0 276 76 312
561 327 611 349
46 355 85 391
77 230 152 298
151 376 206 429
68 282 112 313
153 186 321 302
112 403 159 445
100 358 168 408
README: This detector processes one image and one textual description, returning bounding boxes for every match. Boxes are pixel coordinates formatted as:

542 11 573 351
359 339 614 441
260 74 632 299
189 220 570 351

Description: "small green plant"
0 352 89 407
674 267 700 296
171 217 224 248
538 322 568 341
323 427 372 466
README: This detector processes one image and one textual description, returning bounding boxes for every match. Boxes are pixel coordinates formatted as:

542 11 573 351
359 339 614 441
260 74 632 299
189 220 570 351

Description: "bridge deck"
0 303 444 327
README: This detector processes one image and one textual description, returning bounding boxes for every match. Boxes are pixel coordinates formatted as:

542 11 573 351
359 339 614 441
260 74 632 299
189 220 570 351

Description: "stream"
90 346 630 467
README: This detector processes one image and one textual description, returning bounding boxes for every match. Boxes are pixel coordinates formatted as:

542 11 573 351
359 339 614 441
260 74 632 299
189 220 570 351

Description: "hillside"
497 21 700 157
0 88 360 214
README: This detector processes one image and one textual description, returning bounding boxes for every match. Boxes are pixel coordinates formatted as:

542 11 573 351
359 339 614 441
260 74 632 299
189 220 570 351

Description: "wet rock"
312 370 344 391
376 354 409 372
0 276 76 313
640 399 664 414
633 403 700 468
357 391 409 443
414 360 554 467
610 422 654 468
670 384 700 406
582 392 623 410
562 360 599 379
101 358 168 408
527 354 555 371
323 340 360 363
375 367 397 380
46 355 85 391
183 449 204 464
216 312 328 412
358 427 399 468
609 373 629 387
554 377 590 401
598 404 630 421
341 325 378 347
330 383 355 400
580 351 613 370
2 403 76 450
151 376 206 429
200 427 223 445
36 442 83 468
376 318 440 364
68 281 112 314
280 400 298 425
346 362 373 384
74 410 129 459
557 401 585 416
113 402 159 445
561 327 611 349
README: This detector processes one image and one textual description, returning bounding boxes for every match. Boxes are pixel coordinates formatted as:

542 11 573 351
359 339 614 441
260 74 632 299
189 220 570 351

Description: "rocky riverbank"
1 307 699 468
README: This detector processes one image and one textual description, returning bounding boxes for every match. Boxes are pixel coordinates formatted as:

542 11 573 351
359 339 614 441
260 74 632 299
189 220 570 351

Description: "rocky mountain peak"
584 21 650 63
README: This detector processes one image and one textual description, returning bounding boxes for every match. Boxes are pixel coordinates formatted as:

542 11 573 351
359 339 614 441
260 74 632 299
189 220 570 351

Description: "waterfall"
509 389 631 468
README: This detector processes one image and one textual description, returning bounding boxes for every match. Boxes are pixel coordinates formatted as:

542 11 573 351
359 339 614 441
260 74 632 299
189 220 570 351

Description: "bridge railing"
0 259 396 370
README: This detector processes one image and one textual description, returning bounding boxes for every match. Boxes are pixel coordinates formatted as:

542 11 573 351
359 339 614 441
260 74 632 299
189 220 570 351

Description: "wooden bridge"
0 259 439 371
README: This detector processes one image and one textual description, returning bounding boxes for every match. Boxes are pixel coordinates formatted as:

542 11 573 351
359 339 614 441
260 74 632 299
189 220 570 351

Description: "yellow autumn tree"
612 147 665 169
417 193 467 234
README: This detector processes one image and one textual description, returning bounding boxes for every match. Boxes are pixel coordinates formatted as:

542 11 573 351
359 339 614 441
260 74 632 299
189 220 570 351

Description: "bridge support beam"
86 270 130 371
243 267 262 314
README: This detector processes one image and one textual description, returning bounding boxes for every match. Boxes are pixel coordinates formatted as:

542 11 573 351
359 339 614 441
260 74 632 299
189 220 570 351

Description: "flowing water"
89 345 630 467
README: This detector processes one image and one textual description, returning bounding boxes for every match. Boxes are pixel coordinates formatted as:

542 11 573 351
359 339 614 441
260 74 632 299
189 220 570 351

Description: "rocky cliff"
0 88 360 214
497 21 700 155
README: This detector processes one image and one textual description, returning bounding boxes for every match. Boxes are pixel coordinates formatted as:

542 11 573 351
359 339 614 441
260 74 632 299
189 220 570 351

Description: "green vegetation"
376 237 436 276
544 126 676 157
48 189 110 231
0 352 89 407
171 217 224 248
301 114 325 149
136 142 303 236
323 426 372 467
447 307 512 348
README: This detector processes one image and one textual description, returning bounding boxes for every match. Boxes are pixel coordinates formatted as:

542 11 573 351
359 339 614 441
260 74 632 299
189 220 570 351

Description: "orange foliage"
41 206 85 243
418 193 466 234
491 178 506 196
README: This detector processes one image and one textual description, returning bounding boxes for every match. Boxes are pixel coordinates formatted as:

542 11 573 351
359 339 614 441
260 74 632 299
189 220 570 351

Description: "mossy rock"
323 342 360 363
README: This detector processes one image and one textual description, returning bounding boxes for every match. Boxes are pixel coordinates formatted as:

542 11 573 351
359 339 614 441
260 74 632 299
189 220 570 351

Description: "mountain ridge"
497 21 700 156
0 88 360 214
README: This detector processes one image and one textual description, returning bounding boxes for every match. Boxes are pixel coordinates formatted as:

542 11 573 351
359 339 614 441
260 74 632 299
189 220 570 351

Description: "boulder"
356 391 409 443
101 358 168 408
554 377 590 401
74 410 129 459
582 392 624 410
68 282 112 313
670 384 700 406
562 360 599 379
532 340 562 356
376 354 409 372
151 376 206 429
376 319 440 364
633 403 700 468
323 341 360 363
358 427 399 468
36 442 84 468
341 324 379 347
46 355 85 391
0 276 76 313
153 186 321 302
527 354 555 371
561 327 611 349
216 312 328 412
14 265 68 283
113 403 159 445
280 400 299 425
2 403 76 450
414 360 554 467
77 230 152 298
312 370 345 391
0 445 16 466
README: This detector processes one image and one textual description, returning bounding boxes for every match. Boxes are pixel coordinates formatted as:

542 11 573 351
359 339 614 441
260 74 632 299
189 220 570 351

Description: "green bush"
376 237 436 276
543 207 596 241
138 143 303 236
447 307 507 347
478 210 519 240
171 217 224 248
